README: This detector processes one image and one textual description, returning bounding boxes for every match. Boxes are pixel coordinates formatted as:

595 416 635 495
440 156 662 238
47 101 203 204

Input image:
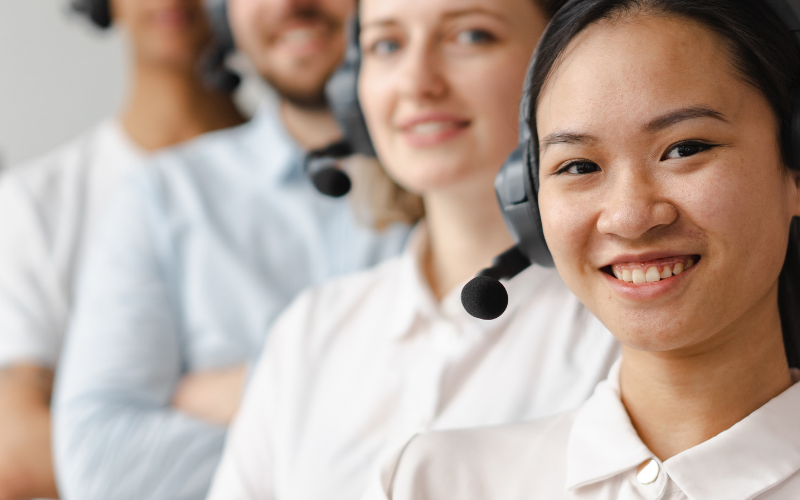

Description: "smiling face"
536 14 800 353
111 0 213 69
358 0 546 195
228 0 352 107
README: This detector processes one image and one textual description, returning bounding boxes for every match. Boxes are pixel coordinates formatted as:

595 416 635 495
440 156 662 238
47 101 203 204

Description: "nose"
396 39 447 101
283 0 320 15
597 167 678 240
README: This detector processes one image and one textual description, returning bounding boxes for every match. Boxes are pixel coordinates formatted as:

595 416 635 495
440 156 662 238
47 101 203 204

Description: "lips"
397 114 471 147
151 8 194 28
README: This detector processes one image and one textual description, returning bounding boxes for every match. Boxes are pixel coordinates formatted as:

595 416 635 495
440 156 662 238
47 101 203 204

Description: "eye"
369 39 401 56
455 29 495 45
662 140 717 160
556 160 601 176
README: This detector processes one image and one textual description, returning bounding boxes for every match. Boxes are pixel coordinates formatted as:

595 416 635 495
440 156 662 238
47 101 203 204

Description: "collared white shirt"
207 225 620 500
378 360 800 500
0 120 144 369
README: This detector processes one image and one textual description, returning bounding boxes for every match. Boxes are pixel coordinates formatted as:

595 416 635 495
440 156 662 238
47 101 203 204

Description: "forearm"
0 364 58 500
171 364 247 425
55 397 226 500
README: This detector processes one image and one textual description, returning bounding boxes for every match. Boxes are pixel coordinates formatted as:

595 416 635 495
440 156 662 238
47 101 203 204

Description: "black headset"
69 0 240 93
70 0 112 29
304 18 375 198
461 0 800 320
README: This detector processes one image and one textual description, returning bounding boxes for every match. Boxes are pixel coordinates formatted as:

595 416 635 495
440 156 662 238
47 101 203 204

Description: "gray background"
0 0 266 170
0 0 128 168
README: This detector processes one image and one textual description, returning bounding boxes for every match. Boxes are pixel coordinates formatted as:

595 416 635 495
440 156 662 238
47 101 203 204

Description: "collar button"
636 459 660 485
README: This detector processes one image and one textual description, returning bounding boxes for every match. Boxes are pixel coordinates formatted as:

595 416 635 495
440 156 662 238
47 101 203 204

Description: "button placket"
627 458 668 500
396 332 449 438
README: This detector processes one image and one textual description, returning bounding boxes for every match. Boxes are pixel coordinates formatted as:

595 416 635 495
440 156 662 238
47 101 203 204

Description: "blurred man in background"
0 0 244 498
53 0 409 498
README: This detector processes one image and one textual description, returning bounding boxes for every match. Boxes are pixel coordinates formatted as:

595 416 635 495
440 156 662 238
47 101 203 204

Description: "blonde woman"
208 0 620 498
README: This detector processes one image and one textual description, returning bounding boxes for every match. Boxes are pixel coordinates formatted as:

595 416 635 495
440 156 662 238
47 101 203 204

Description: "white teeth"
612 258 695 284
282 28 317 43
411 122 451 135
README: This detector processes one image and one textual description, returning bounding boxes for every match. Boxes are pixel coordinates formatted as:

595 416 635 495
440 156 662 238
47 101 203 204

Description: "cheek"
359 69 396 160
539 185 596 288
676 159 788 265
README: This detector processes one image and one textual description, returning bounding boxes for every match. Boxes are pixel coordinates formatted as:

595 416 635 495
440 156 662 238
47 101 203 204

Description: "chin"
604 310 709 353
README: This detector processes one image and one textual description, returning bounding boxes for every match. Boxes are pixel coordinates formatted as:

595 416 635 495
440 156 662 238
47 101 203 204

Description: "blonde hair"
345 155 425 231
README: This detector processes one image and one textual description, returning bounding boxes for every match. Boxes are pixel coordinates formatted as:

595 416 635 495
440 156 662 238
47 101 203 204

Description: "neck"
422 174 515 300
620 286 793 461
120 58 245 152
279 100 342 151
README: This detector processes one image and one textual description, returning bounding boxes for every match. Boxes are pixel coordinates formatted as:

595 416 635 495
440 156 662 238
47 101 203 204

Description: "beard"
262 66 332 111
259 6 345 111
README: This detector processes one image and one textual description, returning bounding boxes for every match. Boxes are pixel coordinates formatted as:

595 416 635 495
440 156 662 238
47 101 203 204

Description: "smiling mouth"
603 255 699 284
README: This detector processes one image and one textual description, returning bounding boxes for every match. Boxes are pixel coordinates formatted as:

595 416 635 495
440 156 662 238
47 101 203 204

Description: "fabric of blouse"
0 120 144 369
373 360 800 500
207 224 621 500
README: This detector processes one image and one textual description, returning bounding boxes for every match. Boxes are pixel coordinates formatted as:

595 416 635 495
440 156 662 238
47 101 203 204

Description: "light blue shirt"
53 106 410 500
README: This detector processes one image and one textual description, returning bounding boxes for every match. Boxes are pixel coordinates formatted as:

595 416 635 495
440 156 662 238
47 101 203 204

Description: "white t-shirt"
377 361 800 500
207 224 621 500
0 120 145 369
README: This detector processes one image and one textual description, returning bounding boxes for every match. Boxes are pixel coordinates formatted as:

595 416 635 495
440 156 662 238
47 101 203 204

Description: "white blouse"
0 120 144 369
208 225 620 500
376 360 800 500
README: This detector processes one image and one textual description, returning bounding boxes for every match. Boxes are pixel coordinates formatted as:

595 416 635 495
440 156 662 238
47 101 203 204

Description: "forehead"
537 14 749 135
360 0 533 24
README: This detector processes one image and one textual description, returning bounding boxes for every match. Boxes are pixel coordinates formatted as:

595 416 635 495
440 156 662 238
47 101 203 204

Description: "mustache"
275 6 343 30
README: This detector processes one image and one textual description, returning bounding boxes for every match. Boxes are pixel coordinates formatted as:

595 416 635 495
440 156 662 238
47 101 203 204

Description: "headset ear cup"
791 88 800 171
88 0 112 29
523 138 555 268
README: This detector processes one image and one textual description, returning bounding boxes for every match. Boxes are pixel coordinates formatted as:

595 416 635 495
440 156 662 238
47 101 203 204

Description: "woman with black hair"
372 0 800 498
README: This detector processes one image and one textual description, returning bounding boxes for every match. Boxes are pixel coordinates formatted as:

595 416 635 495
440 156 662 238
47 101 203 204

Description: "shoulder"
144 117 260 178
1 124 108 203
264 257 406 358
390 414 577 500
124 119 264 210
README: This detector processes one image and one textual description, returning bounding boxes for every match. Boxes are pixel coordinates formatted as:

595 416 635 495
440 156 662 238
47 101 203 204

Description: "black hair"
526 0 800 366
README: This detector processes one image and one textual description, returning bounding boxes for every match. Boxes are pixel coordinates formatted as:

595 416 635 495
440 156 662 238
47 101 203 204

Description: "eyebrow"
643 106 728 133
539 132 597 152
361 7 508 31
539 106 729 152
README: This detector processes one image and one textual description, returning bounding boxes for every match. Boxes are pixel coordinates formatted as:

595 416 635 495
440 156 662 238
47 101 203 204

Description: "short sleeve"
0 174 64 368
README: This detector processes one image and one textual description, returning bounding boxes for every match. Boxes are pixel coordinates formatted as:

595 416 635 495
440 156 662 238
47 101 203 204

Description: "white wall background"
0 0 128 169
0 1 269 170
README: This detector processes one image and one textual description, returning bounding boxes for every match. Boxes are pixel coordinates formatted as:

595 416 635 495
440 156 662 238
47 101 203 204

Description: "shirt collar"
242 102 305 184
385 223 547 341
664 368 800 500
566 359 654 490
566 360 800 500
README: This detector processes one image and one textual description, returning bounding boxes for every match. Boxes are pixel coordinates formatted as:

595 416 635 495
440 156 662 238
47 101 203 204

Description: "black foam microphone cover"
461 276 509 320
312 168 352 198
